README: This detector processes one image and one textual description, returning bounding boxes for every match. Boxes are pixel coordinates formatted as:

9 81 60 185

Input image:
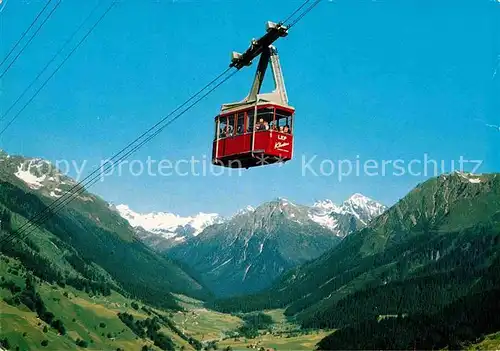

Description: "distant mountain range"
309 193 386 237
116 193 386 251
162 195 385 297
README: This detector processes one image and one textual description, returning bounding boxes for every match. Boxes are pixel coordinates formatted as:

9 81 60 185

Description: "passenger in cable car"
279 126 284 132
284 125 290 134
255 118 263 131
256 118 269 131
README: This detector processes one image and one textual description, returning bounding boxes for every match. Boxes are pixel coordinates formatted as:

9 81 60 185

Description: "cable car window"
247 110 255 132
275 109 293 134
214 118 219 140
219 116 228 138
228 114 236 137
236 112 245 135
255 107 274 131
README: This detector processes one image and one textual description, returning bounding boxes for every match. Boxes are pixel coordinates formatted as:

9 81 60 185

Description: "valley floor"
171 295 333 350
217 332 331 351
0 256 333 351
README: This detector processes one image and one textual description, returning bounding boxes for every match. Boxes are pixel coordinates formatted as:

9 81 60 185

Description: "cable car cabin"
212 103 294 168
212 22 294 169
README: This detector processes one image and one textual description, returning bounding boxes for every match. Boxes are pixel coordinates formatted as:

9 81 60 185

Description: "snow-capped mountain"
308 199 343 232
114 204 224 249
341 193 387 224
117 194 386 252
168 197 343 297
309 193 387 237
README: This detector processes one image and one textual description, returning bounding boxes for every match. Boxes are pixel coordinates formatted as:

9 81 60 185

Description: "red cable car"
212 22 295 169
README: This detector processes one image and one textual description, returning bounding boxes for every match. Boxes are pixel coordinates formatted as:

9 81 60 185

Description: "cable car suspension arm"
229 21 288 70
246 45 288 105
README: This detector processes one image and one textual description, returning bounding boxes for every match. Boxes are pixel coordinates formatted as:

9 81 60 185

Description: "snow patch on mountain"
312 199 343 213
308 212 339 231
455 171 482 184
7 155 78 197
233 205 255 217
309 199 342 231
49 188 64 198
14 163 47 189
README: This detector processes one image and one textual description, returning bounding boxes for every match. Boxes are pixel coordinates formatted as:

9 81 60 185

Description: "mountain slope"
168 198 342 297
0 151 210 309
209 173 500 329
0 255 203 351
317 283 500 350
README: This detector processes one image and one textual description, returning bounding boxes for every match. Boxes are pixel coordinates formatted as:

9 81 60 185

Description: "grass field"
261 309 301 333
467 332 500 350
171 295 333 350
218 331 331 351
172 294 244 341
0 300 78 350
0 256 189 351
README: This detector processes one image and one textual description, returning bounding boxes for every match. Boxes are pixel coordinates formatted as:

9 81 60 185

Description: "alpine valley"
1 150 499 351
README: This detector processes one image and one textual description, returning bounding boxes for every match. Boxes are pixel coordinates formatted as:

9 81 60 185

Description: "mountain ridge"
117 194 386 250
166 196 385 297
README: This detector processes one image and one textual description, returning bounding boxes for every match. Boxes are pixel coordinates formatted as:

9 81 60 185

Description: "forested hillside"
317 285 500 350
208 173 500 349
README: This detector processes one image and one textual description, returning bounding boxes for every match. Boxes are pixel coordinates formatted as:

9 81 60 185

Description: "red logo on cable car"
274 141 290 151
274 134 289 151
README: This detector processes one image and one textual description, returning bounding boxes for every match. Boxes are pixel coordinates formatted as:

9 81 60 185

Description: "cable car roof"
219 97 295 116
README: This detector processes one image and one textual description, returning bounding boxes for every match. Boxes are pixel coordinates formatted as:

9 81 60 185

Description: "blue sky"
1 0 499 216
